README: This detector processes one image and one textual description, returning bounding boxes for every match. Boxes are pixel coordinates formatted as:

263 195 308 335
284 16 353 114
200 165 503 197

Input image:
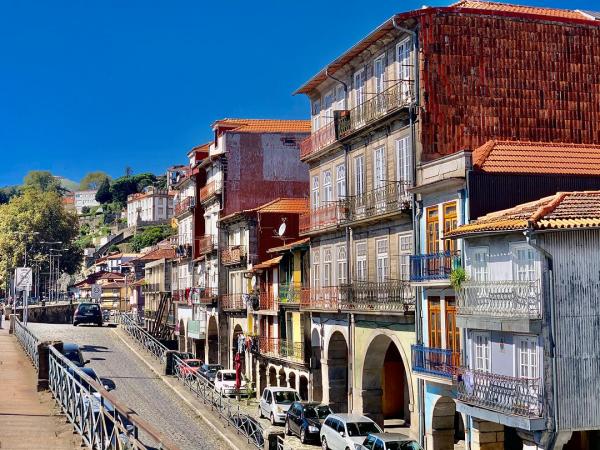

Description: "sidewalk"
0 326 80 450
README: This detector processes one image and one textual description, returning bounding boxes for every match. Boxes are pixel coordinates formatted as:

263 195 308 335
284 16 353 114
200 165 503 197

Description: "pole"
56 255 61 302
23 288 28 325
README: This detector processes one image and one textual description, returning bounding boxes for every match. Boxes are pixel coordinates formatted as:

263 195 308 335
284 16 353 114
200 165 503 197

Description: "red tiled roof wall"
452 1 589 20
213 118 311 134
257 198 309 214
472 140 600 176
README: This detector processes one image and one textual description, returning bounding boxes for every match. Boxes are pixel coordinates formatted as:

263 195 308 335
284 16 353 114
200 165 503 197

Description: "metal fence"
410 251 461 282
411 344 459 378
458 280 542 318
14 318 40 370
118 313 169 364
338 281 415 313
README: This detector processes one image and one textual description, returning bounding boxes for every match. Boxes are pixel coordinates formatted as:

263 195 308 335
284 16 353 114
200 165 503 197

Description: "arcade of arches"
206 315 219 364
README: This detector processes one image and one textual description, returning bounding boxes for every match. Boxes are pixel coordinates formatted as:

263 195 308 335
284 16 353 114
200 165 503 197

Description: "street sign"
15 267 32 291
90 284 102 299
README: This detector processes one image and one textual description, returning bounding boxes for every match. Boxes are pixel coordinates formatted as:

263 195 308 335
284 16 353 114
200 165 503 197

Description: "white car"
213 370 246 396
355 433 423 450
258 387 300 425
320 414 383 450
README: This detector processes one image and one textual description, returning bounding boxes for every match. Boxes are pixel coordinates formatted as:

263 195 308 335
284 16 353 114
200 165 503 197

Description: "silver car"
354 433 422 450
320 414 382 450
258 387 300 425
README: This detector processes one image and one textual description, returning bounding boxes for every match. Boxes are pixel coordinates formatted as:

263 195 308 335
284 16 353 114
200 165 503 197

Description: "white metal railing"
118 313 169 364
458 280 541 318
14 318 40 370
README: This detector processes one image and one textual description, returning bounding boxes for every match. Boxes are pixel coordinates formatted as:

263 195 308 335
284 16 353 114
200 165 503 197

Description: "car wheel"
284 420 291 436
73 322 78 326
321 437 329 450
300 428 307 444
258 406 263 419
270 413 276 426
97 321 102 327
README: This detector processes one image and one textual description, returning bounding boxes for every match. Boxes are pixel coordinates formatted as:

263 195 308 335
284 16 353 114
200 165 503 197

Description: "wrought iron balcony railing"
338 281 415 313
142 283 160 293
458 280 542 318
221 293 246 311
174 196 195 216
196 235 217 255
259 291 276 311
299 202 347 234
337 81 414 138
347 182 411 222
199 180 222 203
410 251 461 282
457 370 543 418
278 283 303 305
196 287 218 304
221 245 247 266
299 121 337 160
412 344 460 379
300 286 340 311
257 337 305 364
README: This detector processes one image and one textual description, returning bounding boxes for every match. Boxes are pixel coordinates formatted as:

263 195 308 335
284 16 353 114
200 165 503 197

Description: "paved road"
28 323 227 450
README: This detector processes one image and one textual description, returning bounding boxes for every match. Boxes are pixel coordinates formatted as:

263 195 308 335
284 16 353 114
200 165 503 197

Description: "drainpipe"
325 68 348 102
414 199 425 447
524 227 559 449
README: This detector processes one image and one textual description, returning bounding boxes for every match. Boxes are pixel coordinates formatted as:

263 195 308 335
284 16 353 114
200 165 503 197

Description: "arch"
361 333 410 427
207 315 219 364
428 397 465 450
268 366 277 387
258 364 267 395
288 371 296 390
278 368 287 387
311 328 323 402
299 375 309 401
327 331 349 413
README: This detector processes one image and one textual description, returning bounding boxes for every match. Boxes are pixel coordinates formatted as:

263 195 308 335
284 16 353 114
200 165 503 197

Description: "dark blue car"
285 401 333 444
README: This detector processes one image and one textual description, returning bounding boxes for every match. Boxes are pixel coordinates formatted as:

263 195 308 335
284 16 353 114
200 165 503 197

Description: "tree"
95 178 112 204
130 226 173 252
22 171 61 193
81 206 91 215
79 171 111 190
0 186 19 204
110 176 138 207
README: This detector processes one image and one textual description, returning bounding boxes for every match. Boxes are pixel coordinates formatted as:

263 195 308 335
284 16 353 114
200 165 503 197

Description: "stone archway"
288 371 296 390
258 364 267 395
268 366 277 386
428 397 466 450
278 368 287 387
207 315 219 364
362 334 410 427
311 328 323 402
299 375 309 401
327 331 348 413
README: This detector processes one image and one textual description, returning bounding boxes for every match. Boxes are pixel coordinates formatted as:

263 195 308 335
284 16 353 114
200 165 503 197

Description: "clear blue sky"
1 0 596 186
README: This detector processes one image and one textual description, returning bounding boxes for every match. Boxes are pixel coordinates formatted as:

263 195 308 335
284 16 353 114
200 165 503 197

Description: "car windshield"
274 391 299 404
64 350 82 364
346 422 381 437
304 405 332 419
186 360 201 367
387 441 423 450
222 372 236 381
78 304 99 313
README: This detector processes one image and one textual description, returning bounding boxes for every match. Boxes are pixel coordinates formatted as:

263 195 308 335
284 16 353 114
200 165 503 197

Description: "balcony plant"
450 266 467 290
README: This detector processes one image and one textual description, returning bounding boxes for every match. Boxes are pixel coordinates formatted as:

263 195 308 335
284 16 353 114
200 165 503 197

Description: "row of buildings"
76 2 600 450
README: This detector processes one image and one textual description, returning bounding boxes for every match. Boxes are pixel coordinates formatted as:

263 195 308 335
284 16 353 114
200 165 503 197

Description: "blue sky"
1 0 597 186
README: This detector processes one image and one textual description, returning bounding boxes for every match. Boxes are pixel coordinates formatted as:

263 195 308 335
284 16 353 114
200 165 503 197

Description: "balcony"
221 245 247 266
300 286 340 311
458 280 541 318
257 337 305 364
338 281 415 313
338 81 414 139
172 289 190 304
258 291 276 311
412 345 460 380
457 370 543 418
196 287 218 304
199 180 222 203
196 235 216 255
175 243 192 258
221 293 246 311
410 251 461 283
142 283 165 293
174 196 195 216
299 121 337 160
278 283 302 306
299 202 347 234
347 182 411 223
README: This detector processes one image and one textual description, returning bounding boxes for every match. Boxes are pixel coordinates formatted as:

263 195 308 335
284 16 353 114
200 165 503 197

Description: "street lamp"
40 242 62 302
49 248 66 303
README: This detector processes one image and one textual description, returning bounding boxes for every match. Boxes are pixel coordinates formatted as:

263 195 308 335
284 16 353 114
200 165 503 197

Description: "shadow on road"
80 344 110 353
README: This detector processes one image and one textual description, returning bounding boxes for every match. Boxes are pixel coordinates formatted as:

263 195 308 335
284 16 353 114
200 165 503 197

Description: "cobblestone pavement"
28 323 227 450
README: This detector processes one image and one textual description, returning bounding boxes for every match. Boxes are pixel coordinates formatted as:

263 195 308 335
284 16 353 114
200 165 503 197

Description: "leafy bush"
450 266 467 290
131 225 173 252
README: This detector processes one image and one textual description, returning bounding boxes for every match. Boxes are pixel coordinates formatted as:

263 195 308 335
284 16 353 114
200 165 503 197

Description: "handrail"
347 181 411 221
410 251 461 282
14 318 40 370
118 313 169 364
411 344 460 378
458 279 542 318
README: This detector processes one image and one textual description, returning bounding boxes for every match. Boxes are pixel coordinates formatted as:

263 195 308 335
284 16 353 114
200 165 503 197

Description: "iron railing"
258 291 276 311
174 196 195 216
457 369 543 418
458 280 542 318
220 294 246 311
411 345 460 378
338 281 415 313
195 287 219 304
410 251 461 282
299 202 347 234
347 182 411 222
118 313 169 364
299 121 337 159
221 245 247 266
300 286 340 311
257 337 305 363
278 283 302 305
196 235 216 255
14 318 40 370
337 81 414 138
142 283 161 293
199 180 222 203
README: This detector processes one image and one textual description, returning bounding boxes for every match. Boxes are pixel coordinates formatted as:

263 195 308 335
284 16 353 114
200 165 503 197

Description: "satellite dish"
277 222 287 236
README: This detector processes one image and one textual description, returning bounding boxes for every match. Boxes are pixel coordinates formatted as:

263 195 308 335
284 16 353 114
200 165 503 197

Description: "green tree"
0 186 19 204
79 171 111 190
22 171 61 193
95 178 112 204
130 226 173 252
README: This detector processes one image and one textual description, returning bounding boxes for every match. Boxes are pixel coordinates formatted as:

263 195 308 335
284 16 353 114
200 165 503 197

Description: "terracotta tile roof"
268 237 310 254
102 281 125 289
472 140 600 176
257 198 309 214
452 1 588 20
447 191 600 237
132 247 176 262
212 118 311 134
253 256 283 270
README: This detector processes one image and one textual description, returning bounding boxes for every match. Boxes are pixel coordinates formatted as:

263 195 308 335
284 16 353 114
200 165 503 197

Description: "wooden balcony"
299 121 337 160
199 180 222 203
299 202 347 234
257 337 305 364
196 235 216 256
457 370 543 418
337 81 414 138
338 281 415 313
410 251 461 282
412 345 460 379
347 182 411 223
221 245 247 266
220 293 245 311
174 196 195 216
458 280 541 318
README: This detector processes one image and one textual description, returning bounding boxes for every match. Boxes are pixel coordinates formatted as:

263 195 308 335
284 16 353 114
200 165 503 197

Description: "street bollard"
38 341 63 391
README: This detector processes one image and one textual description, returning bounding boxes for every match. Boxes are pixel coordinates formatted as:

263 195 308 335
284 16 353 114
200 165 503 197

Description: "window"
363 435 377 450
322 170 333 203
374 147 386 189
335 85 345 110
428 297 442 348
471 247 489 282
373 438 385 450
513 245 536 281
312 249 320 288
335 164 346 200
356 241 367 281
374 54 385 94
396 136 412 186
353 68 366 108
311 175 320 209
311 99 321 131
323 90 334 125
397 38 412 99
376 238 389 282
516 335 538 379
446 298 460 357
399 234 412 281
354 155 365 197
337 245 347 285
472 331 490 372
323 247 332 287
443 202 458 252
426 206 440 254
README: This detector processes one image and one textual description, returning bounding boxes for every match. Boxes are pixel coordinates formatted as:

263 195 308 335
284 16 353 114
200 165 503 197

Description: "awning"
267 238 310 254
253 256 283 270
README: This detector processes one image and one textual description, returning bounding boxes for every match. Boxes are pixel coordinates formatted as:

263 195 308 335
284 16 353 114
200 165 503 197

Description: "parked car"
61 342 89 367
177 358 203 377
285 401 333 443
68 366 112 391
214 369 246 396
355 433 423 450
199 363 223 383
320 414 383 450
73 302 103 327
258 387 301 425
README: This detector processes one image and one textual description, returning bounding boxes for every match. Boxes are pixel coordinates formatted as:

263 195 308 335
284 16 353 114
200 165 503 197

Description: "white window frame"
312 249 320 288
311 175 320 209
374 53 386 94
322 170 333 203
354 155 365 197
335 164 346 200
353 68 366 108
396 38 412 99
511 243 537 282
398 233 412 281
470 246 489 282
395 136 412 186
336 244 347 285
311 99 321 131
472 331 491 372
373 147 386 190
323 90 335 126
376 238 389 282
323 246 332 287
515 335 538 379
335 85 345 110
355 241 367 282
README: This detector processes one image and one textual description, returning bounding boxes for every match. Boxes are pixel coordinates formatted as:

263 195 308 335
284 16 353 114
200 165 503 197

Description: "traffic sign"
15 267 32 291
90 284 102 299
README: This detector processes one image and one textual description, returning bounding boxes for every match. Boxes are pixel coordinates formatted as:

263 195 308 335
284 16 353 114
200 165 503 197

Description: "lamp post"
40 241 62 302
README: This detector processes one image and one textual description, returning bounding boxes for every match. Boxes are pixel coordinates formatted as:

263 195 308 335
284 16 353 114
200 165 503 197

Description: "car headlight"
308 425 319 433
